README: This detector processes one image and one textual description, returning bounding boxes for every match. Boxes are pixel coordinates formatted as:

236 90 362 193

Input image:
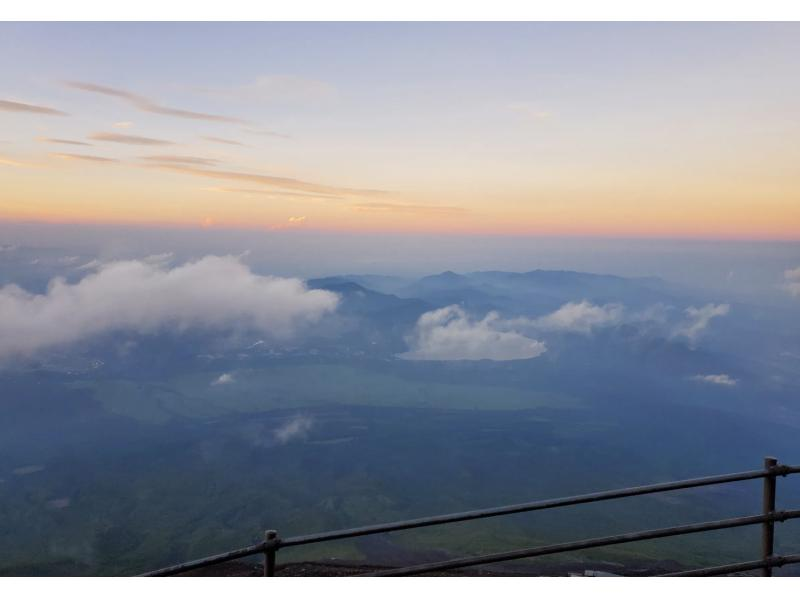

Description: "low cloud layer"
0 255 338 359
400 305 547 361
401 297 730 362
524 301 624 334
528 300 726 342
692 374 738 387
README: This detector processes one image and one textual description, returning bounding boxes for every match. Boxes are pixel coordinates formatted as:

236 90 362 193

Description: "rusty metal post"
762 457 778 577
264 530 278 577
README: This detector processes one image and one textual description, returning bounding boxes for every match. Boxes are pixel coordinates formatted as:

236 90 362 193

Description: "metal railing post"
264 530 279 577
762 457 778 577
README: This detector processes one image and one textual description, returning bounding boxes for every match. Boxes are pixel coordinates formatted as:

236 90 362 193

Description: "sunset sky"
1 22 799 239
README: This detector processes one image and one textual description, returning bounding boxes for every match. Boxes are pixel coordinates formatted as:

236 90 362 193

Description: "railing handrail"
364 510 800 576
280 464 798 548
140 458 800 577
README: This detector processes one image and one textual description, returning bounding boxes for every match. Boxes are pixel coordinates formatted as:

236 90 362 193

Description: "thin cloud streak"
0 99 67 116
39 138 93 146
205 74 336 104
142 155 221 166
353 202 467 215
202 136 246 146
90 132 174 146
205 187 341 200
65 81 245 124
151 163 387 197
241 128 291 139
50 153 118 163
0 156 33 167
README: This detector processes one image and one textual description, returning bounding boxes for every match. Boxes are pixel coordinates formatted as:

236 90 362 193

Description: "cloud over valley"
0 255 338 359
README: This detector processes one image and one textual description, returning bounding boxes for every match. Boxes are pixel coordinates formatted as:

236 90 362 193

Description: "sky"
1 22 799 239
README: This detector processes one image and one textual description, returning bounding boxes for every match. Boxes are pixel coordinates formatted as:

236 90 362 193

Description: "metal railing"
141 456 800 577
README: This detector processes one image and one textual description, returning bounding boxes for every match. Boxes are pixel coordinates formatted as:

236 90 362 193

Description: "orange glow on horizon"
2 155 798 241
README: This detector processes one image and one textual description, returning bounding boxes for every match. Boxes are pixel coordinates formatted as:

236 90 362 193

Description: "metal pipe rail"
661 554 800 577
140 457 800 577
364 510 800 576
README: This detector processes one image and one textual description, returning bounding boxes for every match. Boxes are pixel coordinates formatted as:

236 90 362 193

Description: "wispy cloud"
75 259 104 271
204 187 340 201
90 132 173 146
150 163 386 197
508 102 553 121
211 372 234 386
692 374 738 387
206 75 336 104
353 202 467 215
65 81 245 124
38 138 93 146
400 305 547 362
273 415 313 445
241 128 290 139
202 136 246 146
0 155 36 168
784 267 800 297
142 252 175 266
51 152 118 163
0 99 67 116
672 303 730 344
287 216 307 224
113 121 134 129
142 155 221 167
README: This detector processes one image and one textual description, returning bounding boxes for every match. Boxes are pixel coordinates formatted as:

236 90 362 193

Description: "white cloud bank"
273 415 313 444
400 305 547 361
692 374 738 387
0 255 338 359
784 267 800 298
